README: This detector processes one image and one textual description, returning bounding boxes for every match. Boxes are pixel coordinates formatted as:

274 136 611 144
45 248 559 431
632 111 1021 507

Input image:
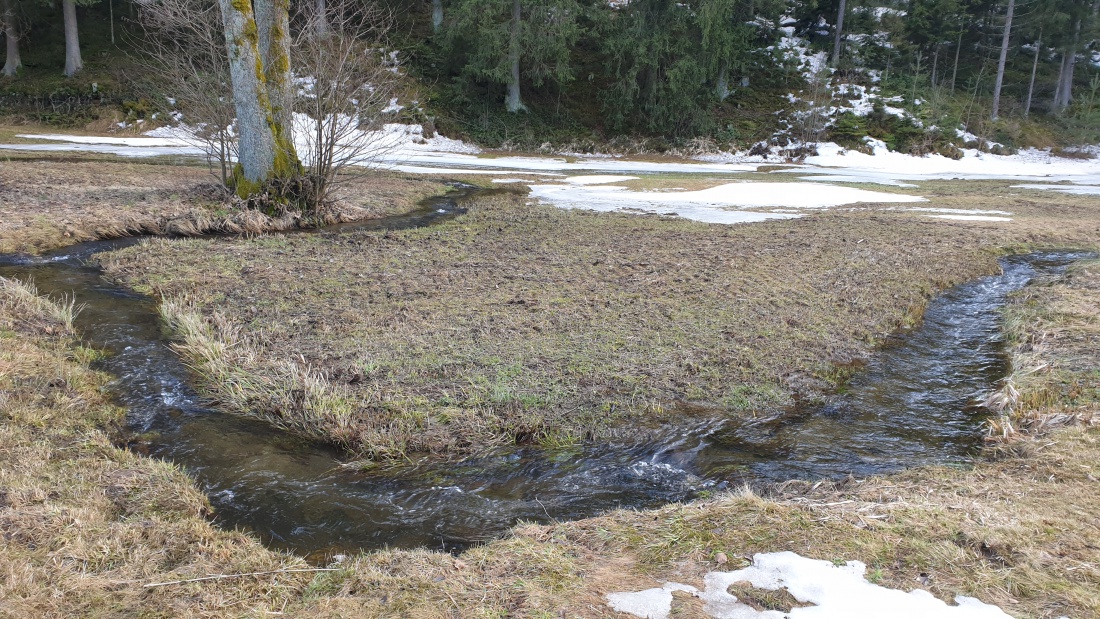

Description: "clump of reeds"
0 277 81 333
159 298 369 450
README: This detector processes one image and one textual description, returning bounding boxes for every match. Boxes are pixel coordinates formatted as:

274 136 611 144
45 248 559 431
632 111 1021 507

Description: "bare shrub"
134 0 238 186
137 0 401 212
291 0 401 207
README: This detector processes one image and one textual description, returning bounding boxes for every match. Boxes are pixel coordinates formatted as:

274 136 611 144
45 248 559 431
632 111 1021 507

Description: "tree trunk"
62 0 83 77
255 0 295 136
717 61 730 101
432 0 443 32
314 0 332 37
1052 52 1067 111
504 0 524 112
991 0 1014 120
831 0 847 67
951 28 963 92
931 46 939 87
217 0 277 186
1054 20 1081 111
1024 33 1040 117
2 0 20 77
1062 19 1080 107
911 50 921 103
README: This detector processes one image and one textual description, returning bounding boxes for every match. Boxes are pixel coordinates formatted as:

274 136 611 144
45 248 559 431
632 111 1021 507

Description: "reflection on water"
1 198 1091 555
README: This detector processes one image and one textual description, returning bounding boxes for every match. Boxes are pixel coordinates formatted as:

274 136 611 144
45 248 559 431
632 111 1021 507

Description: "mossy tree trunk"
255 0 294 132
217 0 299 195
62 0 83 77
2 0 20 77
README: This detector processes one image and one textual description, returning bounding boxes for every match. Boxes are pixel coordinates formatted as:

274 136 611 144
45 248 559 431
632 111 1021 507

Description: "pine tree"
446 0 581 113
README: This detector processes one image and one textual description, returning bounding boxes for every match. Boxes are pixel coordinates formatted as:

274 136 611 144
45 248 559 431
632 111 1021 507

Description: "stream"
1 191 1092 557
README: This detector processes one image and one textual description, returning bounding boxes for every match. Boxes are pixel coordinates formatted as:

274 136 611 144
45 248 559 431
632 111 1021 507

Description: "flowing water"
1 192 1092 556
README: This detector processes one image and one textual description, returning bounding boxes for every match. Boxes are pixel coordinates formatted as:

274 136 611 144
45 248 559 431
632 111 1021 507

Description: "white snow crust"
527 181 923 225
607 551 1014 619
2 127 1096 225
1013 183 1100 195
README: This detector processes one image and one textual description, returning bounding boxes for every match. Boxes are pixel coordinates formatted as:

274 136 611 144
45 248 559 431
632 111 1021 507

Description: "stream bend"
1 193 1092 555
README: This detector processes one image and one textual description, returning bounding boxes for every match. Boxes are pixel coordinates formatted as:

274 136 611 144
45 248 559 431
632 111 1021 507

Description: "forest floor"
1 154 1099 617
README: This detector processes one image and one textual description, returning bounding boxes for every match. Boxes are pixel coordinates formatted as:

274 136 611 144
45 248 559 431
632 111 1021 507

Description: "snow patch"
22 133 194 147
792 142 1100 185
1013 184 1100 195
528 181 924 225
797 174 917 187
607 551 1014 619
898 207 1012 215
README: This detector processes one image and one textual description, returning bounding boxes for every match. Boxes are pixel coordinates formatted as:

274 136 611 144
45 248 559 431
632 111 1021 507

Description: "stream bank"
2 184 1092 555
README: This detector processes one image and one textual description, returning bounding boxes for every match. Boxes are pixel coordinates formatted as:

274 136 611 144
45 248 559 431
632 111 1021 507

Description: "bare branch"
292 0 403 205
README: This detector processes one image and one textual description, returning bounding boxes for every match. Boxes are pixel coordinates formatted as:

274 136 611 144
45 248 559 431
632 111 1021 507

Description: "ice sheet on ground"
528 181 924 225
1013 184 1100 195
607 551 1014 619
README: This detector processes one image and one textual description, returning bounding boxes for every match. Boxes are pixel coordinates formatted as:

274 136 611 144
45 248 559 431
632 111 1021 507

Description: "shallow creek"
1 192 1092 557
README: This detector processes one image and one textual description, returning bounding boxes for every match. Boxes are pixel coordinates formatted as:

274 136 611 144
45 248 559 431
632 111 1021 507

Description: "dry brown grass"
102 182 1098 457
0 155 447 254
0 276 311 617
2 181 1099 618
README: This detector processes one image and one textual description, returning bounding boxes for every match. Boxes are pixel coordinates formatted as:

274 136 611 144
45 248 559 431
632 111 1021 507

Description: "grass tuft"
0 276 81 332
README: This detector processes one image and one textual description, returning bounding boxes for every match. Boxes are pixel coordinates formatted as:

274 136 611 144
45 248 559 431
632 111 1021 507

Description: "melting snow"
18 133 194 147
788 142 1100 185
527 182 924 225
896 207 1012 215
797 174 917 187
8 125 1100 191
607 551 1014 619
1013 184 1100 196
